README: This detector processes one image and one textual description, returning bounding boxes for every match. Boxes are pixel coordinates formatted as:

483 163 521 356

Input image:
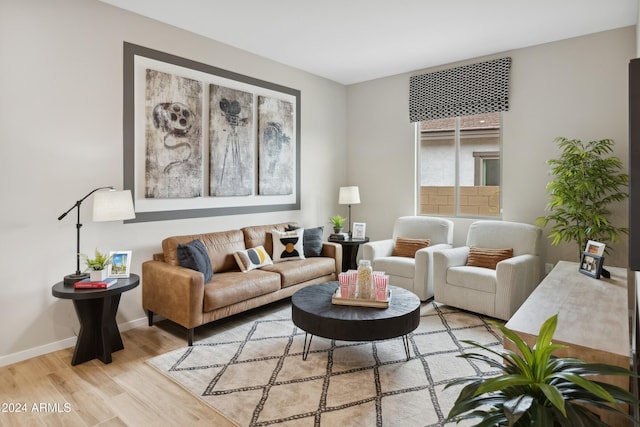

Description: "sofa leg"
187 328 194 346
147 310 154 326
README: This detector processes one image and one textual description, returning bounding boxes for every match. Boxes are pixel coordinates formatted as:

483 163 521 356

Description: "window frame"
415 113 503 219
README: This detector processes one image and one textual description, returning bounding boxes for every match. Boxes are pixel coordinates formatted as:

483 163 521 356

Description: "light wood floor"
0 317 241 427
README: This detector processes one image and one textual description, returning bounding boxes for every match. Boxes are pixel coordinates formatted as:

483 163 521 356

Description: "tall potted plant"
446 314 638 426
537 137 628 258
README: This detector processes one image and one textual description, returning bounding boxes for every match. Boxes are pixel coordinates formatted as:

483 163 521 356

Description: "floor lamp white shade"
93 189 136 222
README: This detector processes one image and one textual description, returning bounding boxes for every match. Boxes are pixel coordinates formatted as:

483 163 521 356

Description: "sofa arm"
321 241 342 275
142 260 205 329
495 254 541 319
362 239 395 261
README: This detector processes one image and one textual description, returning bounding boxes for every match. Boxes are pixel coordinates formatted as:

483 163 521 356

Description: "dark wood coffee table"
291 282 421 360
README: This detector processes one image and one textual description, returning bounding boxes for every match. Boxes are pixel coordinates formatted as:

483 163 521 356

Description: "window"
417 112 501 217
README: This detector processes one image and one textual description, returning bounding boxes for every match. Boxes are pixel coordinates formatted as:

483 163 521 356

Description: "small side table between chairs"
328 236 369 271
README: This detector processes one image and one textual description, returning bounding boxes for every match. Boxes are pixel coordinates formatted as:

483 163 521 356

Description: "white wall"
0 0 347 365
348 27 635 267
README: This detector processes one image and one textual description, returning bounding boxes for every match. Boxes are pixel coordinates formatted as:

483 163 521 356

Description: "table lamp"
58 187 135 285
338 186 360 237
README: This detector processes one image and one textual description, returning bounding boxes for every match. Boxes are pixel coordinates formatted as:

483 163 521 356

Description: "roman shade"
409 57 512 122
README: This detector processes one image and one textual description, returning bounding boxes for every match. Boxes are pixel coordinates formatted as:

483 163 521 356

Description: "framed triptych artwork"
123 42 300 223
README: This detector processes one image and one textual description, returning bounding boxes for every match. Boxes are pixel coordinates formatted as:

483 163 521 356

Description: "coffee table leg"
402 335 411 360
302 332 313 361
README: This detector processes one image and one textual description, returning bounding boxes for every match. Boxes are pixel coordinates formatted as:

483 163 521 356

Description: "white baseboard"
0 316 149 368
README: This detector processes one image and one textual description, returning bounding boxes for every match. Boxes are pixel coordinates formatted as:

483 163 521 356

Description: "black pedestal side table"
51 274 139 366
328 237 369 271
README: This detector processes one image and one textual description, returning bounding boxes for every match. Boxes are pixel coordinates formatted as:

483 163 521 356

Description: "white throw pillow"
233 245 273 272
271 229 305 262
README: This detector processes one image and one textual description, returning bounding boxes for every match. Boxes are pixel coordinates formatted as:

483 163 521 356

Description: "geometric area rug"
147 301 503 427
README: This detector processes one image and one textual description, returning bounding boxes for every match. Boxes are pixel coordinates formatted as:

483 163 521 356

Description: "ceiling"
100 0 638 85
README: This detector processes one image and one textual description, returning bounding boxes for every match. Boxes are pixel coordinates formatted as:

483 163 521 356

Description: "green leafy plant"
446 314 638 426
329 215 345 228
80 248 112 271
537 137 628 258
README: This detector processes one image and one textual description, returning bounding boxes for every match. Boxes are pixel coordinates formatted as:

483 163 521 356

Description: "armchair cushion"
466 247 513 270
392 237 431 258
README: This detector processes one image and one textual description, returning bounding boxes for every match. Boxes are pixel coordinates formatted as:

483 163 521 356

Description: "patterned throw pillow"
271 229 305 262
466 247 513 270
233 246 273 272
177 239 213 282
392 237 431 258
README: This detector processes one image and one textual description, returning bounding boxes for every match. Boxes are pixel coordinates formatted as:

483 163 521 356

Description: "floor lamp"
58 187 135 285
338 186 360 237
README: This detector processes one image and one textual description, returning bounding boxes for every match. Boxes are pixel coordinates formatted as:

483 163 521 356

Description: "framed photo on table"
108 251 132 278
352 222 366 240
585 240 605 256
578 251 604 279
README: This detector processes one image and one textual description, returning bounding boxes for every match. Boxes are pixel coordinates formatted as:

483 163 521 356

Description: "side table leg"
71 299 101 366
99 294 124 364
71 295 124 366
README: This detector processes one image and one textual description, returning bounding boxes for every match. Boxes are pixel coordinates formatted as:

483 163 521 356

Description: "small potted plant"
329 215 345 233
81 249 112 281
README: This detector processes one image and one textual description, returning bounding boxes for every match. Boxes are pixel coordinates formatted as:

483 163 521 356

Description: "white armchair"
433 220 542 320
362 216 454 301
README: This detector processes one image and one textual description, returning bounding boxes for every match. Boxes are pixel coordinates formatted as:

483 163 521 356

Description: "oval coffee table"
291 282 421 360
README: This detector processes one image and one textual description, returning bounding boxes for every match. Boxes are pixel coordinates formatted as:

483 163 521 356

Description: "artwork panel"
145 69 203 199
257 96 294 195
209 85 254 196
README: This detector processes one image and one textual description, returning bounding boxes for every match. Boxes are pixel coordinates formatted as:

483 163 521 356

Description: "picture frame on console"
579 251 604 279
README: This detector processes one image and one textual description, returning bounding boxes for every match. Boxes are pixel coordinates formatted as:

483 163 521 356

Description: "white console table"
505 260 630 426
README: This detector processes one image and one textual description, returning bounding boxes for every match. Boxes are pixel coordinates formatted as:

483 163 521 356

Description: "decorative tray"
331 288 391 308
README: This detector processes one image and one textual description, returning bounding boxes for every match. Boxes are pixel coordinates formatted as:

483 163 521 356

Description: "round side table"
328 237 369 271
51 274 139 365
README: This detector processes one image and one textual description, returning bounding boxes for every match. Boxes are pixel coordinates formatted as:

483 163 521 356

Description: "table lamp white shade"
92 189 136 222
338 186 360 205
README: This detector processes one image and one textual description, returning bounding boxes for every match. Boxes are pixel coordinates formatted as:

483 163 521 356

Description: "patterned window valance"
409 57 512 122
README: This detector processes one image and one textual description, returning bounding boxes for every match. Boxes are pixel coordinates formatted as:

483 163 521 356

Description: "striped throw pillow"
466 247 513 269
392 237 431 258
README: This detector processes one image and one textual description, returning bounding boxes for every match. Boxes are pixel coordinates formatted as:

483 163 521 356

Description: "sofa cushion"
467 247 513 270
392 237 431 258
233 246 273 272
262 257 336 288
203 270 281 312
271 229 305 262
287 224 325 257
177 239 213 282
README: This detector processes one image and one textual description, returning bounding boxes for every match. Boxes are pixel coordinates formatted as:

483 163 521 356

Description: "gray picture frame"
123 42 301 223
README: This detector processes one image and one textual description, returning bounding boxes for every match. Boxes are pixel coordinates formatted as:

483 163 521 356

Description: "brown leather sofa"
142 222 342 344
